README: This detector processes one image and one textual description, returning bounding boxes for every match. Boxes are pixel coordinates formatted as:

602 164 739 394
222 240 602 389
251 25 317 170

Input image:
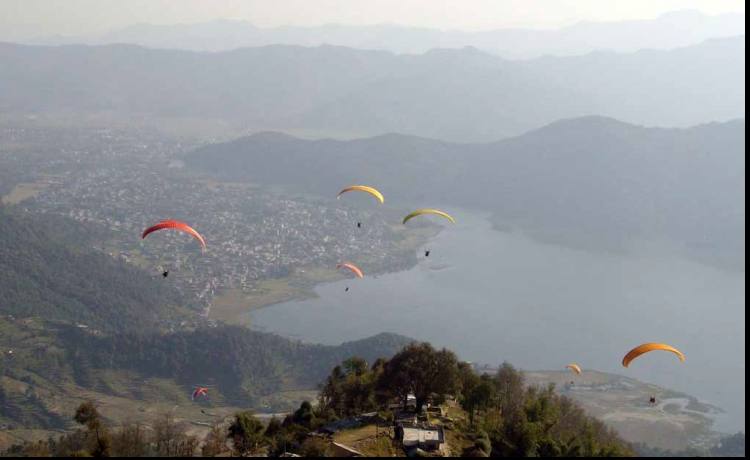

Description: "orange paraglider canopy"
622 343 685 368
566 363 582 375
336 262 364 279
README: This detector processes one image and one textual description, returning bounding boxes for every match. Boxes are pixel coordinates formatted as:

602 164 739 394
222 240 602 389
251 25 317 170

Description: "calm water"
250 211 745 432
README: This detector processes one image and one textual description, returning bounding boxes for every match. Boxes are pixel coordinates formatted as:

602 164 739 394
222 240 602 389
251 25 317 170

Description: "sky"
0 0 745 41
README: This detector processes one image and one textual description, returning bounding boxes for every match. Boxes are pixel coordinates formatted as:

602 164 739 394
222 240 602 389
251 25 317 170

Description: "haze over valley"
0 1 745 456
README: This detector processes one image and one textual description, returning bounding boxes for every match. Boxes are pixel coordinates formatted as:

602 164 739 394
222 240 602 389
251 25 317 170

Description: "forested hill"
56 326 413 401
185 117 746 270
0 312 412 428
0 205 415 429
0 205 188 333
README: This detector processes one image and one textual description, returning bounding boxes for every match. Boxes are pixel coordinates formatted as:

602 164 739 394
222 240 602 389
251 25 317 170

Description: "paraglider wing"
192 387 208 400
142 220 206 249
337 185 384 204
566 363 582 375
336 263 364 279
402 208 456 225
622 343 685 368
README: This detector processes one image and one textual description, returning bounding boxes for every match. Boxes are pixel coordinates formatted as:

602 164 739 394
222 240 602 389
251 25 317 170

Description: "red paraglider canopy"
142 220 206 249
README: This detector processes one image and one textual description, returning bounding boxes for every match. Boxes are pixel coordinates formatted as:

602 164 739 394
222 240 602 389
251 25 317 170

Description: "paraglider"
192 387 209 401
425 250 430 257
622 343 685 368
402 209 456 225
142 220 206 249
162 271 169 278
566 363 582 375
336 262 364 279
337 185 384 204
357 222 362 228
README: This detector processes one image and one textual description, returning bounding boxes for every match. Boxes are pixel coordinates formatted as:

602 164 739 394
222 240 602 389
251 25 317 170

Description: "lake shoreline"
208 225 442 325
247 210 745 434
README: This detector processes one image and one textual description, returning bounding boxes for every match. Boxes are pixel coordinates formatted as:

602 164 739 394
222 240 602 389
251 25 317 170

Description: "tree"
377 342 459 412
320 356 383 418
202 422 229 457
299 437 331 457
290 401 315 428
264 417 283 438
73 401 111 457
228 410 267 456
320 365 347 416
494 362 525 421
343 357 368 377
110 422 148 457
153 412 196 457
462 375 496 426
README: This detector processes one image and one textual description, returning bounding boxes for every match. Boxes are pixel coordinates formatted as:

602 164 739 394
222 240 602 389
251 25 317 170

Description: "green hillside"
0 206 189 333
0 206 413 431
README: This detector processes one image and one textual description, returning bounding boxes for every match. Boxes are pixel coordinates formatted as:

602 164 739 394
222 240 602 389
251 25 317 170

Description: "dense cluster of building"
3 124 416 313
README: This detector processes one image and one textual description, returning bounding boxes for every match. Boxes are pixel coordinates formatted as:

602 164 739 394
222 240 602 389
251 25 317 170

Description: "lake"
249 210 745 432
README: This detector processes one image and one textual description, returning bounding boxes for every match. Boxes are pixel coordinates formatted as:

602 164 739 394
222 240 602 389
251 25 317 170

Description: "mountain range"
26 10 745 60
0 36 744 142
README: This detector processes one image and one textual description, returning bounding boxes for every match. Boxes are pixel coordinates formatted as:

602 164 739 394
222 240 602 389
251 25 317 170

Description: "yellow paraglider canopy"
566 363 582 375
337 185 384 204
402 208 456 225
622 343 685 368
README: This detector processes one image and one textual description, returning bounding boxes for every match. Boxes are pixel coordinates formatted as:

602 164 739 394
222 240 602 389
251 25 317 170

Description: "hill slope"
0 206 414 430
0 206 189 333
0 37 744 141
185 117 745 270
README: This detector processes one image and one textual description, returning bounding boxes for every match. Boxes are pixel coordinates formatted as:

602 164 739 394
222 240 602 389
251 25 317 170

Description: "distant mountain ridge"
26 10 745 59
185 116 745 271
0 37 744 142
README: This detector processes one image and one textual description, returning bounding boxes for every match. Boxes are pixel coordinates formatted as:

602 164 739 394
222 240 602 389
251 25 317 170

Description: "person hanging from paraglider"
621 343 685 409
425 250 430 257
337 263 362 293
357 222 362 229
143 220 206 280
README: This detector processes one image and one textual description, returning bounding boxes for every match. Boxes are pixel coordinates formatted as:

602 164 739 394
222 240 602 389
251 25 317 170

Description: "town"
1 122 424 317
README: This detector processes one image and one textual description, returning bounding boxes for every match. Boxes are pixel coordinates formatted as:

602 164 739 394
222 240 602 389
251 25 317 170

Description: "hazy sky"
0 0 745 40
